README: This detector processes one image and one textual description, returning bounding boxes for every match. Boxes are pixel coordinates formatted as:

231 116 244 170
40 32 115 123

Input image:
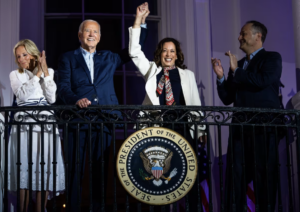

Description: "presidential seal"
117 127 197 205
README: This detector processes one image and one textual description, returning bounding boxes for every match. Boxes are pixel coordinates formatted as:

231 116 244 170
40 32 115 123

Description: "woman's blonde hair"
13 39 40 73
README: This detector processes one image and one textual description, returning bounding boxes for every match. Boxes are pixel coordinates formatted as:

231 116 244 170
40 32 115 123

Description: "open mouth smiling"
164 58 173 62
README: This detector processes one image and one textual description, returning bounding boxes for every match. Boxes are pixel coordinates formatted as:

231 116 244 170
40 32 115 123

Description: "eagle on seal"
139 147 177 186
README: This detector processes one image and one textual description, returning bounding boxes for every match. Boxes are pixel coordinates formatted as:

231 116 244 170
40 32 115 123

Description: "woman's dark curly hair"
154 37 187 69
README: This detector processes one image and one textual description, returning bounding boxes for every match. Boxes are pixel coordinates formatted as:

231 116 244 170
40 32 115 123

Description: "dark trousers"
225 130 278 212
67 125 111 212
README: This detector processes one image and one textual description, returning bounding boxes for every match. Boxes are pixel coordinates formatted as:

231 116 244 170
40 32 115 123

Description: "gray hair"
78 19 101 33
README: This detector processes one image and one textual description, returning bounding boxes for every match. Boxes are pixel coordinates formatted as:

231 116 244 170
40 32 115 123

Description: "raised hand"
137 2 148 17
225 50 238 72
36 57 43 78
211 58 224 79
37 50 49 77
141 2 150 24
133 2 148 28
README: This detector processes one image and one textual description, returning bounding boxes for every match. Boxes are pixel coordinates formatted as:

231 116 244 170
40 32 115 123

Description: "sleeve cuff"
217 75 225 84
140 23 147 29
32 76 40 82
43 75 52 82
233 67 238 76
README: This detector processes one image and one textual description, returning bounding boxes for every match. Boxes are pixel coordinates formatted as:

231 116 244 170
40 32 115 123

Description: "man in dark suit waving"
57 3 149 211
212 21 282 212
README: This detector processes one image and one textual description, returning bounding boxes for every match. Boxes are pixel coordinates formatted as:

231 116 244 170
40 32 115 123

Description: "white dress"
7 67 65 199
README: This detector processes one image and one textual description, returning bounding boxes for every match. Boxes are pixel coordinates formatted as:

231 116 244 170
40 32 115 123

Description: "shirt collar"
80 47 96 57
247 47 264 61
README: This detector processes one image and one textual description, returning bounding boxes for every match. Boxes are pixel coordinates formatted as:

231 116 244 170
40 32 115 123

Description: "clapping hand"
211 58 224 79
225 50 238 72
37 50 49 78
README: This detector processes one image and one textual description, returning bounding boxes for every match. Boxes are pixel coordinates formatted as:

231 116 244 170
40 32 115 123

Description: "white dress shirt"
80 47 96 83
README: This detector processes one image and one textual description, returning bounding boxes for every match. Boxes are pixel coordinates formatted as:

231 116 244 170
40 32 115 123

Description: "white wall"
19 0 44 51
0 0 20 107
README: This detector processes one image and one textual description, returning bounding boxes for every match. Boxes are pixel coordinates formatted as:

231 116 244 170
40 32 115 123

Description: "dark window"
84 17 123 53
45 17 82 70
126 75 146 105
85 0 122 13
46 0 82 13
124 0 158 15
113 75 124 105
124 18 159 71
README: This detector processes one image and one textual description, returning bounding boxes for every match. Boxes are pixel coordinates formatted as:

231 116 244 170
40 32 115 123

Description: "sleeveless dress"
7 68 65 199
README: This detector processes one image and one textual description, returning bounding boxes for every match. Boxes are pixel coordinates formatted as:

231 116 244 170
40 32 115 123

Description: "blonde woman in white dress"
8 39 65 212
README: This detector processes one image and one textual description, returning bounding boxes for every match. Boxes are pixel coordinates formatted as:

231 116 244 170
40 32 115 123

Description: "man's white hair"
78 19 101 33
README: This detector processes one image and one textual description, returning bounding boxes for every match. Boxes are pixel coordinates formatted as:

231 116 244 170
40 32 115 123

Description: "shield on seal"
152 167 163 179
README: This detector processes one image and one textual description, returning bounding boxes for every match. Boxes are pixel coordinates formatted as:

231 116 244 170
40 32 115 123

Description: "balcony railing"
0 105 299 212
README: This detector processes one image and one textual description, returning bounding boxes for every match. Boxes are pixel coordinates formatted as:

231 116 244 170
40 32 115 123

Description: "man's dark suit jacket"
56 28 147 212
57 28 147 109
217 49 282 109
217 49 283 212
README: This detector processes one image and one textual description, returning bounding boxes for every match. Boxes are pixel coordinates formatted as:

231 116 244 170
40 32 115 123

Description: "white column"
160 0 214 106
19 0 44 51
0 0 20 106
160 0 197 73
0 1 19 211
